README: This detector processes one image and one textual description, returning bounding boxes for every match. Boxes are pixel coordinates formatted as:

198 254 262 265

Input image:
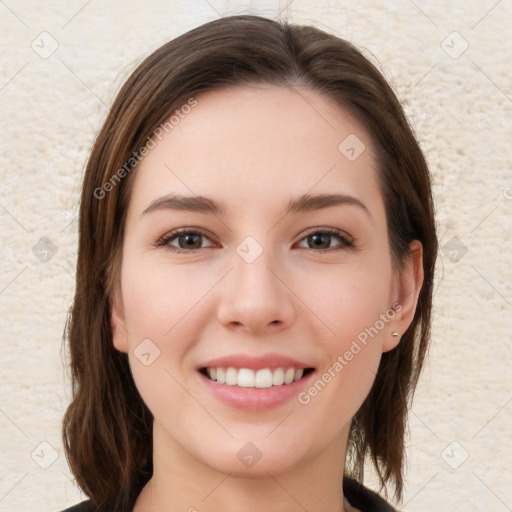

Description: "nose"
216 246 296 334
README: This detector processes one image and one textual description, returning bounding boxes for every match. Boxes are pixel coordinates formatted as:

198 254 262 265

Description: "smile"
200 367 315 388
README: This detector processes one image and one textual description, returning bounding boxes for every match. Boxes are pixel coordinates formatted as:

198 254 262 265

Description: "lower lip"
197 370 316 411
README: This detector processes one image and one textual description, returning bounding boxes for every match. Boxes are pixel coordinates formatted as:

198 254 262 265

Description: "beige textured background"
1 1 511 511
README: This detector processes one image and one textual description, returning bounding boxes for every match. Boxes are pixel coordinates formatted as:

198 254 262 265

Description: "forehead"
128 84 383 222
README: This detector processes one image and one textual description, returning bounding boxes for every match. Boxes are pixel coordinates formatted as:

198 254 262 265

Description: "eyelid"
154 226 356 253
154 227 217 252
294 227 355 252
296 226 354 244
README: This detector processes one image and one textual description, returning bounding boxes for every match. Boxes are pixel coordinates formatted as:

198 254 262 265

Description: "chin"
209 452 302 479
196 434 311 478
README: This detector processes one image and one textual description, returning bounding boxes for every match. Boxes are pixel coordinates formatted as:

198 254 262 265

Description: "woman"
61 14 437 512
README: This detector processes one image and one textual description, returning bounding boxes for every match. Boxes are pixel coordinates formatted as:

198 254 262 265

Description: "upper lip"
198 353 314 371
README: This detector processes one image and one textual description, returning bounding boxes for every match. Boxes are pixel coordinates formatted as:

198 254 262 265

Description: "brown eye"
155 227 355 255
174 233 204 250
296 229 354 252
155 229 216 253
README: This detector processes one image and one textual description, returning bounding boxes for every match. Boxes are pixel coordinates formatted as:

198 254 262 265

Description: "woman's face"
111 84 421 478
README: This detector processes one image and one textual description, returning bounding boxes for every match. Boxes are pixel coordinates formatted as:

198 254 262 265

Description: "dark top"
60 477 396 511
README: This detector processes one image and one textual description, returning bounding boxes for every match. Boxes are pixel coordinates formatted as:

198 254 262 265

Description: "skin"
110 84 424 512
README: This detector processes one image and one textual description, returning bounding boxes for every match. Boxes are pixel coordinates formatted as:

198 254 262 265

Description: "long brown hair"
62 14 438 510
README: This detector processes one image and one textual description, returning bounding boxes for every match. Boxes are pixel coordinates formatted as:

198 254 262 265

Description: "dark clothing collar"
343 476 397 511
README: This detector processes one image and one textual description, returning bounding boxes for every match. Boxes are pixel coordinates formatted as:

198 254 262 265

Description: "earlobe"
383 240 424 352
110 283 129 353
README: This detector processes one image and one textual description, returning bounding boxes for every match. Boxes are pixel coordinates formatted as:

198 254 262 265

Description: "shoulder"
58 500 96 512
343 476 398 512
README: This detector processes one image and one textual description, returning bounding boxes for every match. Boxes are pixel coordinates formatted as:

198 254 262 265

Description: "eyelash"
154 227 355 254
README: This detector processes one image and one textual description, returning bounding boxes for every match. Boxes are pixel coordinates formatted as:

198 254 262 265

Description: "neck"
134 422 352 512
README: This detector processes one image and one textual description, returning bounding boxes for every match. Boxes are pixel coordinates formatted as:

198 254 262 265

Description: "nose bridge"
235 239 278 294
216 235 294 331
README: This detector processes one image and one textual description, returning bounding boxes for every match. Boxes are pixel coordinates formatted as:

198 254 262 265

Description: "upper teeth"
206 367 305 388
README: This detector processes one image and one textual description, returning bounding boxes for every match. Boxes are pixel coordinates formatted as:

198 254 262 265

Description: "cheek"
120 263 201 416
296 262 393 403
295 267 389 425
305 262 394 345
121 258 206 341
121 244 394 355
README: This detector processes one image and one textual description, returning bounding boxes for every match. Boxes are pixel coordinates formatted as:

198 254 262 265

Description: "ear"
383 240 424 352
110 281 129 353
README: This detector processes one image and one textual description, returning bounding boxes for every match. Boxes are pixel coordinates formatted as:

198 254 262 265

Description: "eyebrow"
141 192 371 219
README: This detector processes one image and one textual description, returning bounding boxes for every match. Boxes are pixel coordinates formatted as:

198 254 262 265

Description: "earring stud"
392 332 399 337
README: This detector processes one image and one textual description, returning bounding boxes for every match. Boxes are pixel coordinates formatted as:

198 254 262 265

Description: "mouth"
199 366 316 388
